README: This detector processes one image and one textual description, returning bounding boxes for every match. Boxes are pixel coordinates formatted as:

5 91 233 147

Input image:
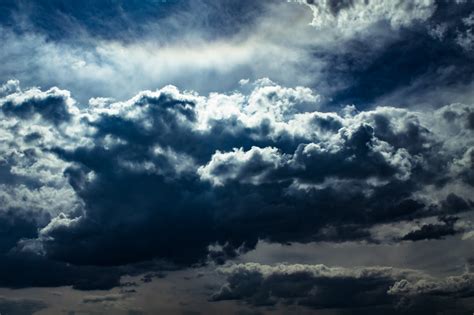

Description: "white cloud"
292 0 436 35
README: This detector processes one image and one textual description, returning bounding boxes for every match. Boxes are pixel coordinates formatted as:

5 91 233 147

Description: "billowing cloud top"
1 0 474 313
0 78 472 282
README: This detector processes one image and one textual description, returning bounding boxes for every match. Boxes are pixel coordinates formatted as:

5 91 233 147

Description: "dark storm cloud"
0 252 122 290
0 245 180 290
212 263 474 314
211 263 399 308
440 194 472 214
401 216 458 241
0 78 472 279
0 1 473 314
0 3 472 303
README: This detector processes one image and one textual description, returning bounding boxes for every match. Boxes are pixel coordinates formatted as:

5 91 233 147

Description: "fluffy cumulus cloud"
212 262 474 314
0 78 472 292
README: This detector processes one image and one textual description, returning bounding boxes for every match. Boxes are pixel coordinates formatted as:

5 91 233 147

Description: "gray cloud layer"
213 262 474 314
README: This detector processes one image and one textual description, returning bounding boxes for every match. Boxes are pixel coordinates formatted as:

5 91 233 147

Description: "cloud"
389 273 474 297
0 0 472 113
369 210 474 243
198 146 287 186
292 0 436 35
0 4 311 104
0 79 472 287
82 293 127 304
400 216 458 241
212 262 474 313
0 79 20 97
0 251 122 290
456 12 474 51
0 85 77 125
1 3 474 314
0 296 48 315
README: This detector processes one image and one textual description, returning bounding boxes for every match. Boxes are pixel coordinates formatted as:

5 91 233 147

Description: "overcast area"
1 0 474 314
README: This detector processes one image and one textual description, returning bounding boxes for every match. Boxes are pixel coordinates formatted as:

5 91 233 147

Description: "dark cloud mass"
401 216 458 241
0 78 472 283
212 263 474 314
0 0 474 314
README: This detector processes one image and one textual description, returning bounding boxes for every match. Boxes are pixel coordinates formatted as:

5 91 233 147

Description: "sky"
0 0 474 314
